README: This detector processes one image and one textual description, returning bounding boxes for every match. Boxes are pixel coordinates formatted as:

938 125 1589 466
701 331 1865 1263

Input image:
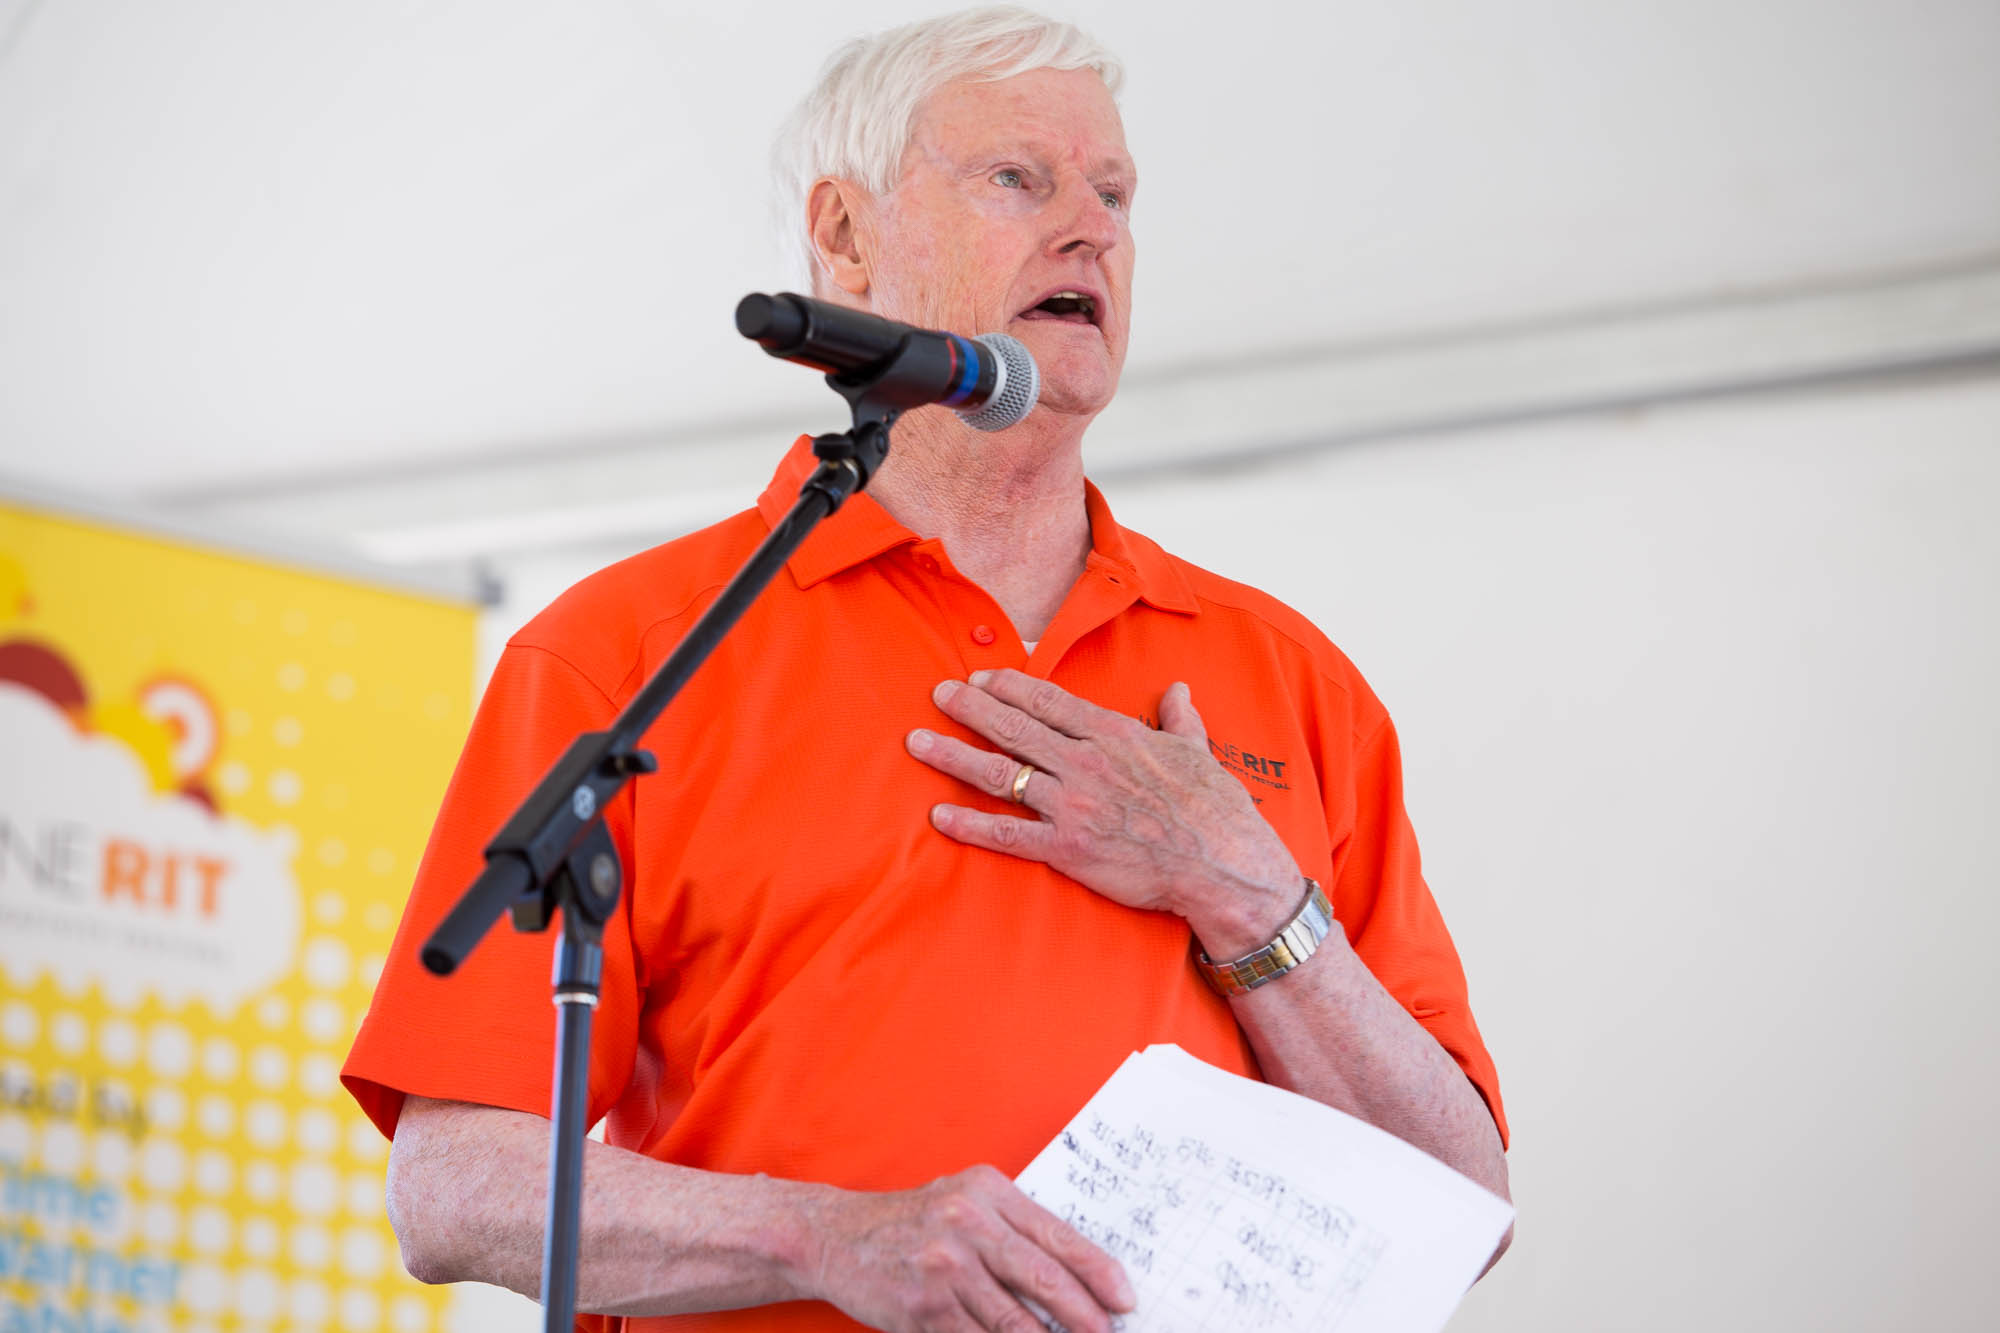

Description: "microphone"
735 292 1039 431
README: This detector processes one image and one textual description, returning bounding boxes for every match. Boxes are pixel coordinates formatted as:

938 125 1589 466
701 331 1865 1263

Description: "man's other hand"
806 1164 1134 1333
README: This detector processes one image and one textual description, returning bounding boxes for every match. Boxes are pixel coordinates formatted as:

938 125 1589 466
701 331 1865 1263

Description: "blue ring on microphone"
941 334 981 405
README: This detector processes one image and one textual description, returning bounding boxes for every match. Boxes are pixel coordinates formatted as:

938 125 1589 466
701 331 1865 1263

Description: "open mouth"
1019 290 1100 325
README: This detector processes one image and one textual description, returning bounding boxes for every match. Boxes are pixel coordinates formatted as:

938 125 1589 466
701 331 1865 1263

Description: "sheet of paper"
1015 1045 1512 1333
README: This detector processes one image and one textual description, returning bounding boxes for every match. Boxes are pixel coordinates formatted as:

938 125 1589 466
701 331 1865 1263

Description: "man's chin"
1016 336 1120 419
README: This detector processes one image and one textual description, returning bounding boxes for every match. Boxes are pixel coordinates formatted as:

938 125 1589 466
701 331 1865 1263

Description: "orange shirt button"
970 624 997 646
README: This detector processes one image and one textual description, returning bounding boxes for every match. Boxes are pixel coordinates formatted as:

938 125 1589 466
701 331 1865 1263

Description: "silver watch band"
1193 877 1334 996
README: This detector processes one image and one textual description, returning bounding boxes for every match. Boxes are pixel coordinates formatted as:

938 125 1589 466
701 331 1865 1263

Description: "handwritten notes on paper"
1015 1046 1513 1333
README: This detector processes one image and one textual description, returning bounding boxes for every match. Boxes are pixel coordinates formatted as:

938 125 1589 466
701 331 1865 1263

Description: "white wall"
476 367 2000 1330
1111 371 2000 1332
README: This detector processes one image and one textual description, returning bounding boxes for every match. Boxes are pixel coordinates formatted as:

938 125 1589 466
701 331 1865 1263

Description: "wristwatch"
1193 877 1334 996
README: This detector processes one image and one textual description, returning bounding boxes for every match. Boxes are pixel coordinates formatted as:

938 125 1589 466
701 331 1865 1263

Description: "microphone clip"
804 418 892 510
797 329 940 508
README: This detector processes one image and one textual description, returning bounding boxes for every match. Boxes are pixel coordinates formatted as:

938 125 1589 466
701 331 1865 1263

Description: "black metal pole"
542 925 602 1333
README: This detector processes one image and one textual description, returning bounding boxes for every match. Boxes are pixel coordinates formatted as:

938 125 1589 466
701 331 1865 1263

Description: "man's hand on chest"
905 669 1303 958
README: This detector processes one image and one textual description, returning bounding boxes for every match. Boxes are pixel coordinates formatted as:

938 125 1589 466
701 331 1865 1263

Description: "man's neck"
867 408 1093 643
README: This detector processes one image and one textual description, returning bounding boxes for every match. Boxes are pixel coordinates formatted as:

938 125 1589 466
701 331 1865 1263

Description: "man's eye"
1099 190 1125 210
992 169 1025 188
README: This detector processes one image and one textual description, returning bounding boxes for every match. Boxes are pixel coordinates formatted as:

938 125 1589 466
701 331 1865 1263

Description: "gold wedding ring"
1009 762 1036 804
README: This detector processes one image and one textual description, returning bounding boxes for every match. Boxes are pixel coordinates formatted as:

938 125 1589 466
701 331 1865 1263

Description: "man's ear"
807 178 871 297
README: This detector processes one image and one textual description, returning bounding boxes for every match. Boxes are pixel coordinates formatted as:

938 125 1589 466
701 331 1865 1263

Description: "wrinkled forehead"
903 67 1136 181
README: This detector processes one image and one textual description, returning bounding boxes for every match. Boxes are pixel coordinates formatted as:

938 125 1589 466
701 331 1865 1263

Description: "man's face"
866 66 1136 423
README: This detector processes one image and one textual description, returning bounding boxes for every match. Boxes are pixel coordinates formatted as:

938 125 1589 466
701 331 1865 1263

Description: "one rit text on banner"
0 495 479 1333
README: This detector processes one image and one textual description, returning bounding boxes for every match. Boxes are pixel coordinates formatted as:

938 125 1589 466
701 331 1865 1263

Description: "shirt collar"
756 436 1199 615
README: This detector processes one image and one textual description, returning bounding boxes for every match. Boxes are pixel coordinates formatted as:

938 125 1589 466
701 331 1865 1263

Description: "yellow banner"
0 498 478 1333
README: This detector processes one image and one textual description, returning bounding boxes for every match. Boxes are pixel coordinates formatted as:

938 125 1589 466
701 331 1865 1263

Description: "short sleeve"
1330 715 1509 1148
342 641 644 1140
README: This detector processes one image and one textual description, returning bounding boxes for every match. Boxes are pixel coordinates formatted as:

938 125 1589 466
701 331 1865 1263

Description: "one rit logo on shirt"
1136 710 1292 800
1207 738 1289 787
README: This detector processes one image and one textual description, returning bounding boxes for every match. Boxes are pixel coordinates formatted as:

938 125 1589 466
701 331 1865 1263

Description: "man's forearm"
1219 927 1511 1205
387 1096 1137 1330
1184 871 1509 1211
388 1096 822 1317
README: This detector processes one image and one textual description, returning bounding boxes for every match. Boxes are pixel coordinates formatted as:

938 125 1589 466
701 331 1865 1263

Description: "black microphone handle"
734 293 916 376
736 292 1002 407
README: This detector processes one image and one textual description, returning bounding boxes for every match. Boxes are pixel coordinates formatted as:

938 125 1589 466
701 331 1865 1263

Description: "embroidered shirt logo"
1207 738 1292 791
1136 710 1293 803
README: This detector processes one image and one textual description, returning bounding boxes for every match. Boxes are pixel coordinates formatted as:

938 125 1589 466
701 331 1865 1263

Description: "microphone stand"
417 339 939 1332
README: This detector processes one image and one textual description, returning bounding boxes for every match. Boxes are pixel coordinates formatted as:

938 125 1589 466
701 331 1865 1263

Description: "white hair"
771 6 1124 292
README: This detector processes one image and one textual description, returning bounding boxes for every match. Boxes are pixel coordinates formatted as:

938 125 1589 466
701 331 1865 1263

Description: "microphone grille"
956 334 1040 432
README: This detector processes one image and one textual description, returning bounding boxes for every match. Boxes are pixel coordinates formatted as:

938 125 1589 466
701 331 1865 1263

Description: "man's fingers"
906 730 1057 809
815 1168 1131 1333
953 1261 1075 1333
929 804 1057 860
1159 680 1206 743
995 1189 1136 1317
920 1168 1122 1331
974 1225 1119 1333
964 669 1111 741
926 1299 989 1333
954 1294 1032 1333
933 678 1072 768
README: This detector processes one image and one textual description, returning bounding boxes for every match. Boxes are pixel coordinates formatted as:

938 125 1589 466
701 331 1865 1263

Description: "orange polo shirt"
344 438 1506 1332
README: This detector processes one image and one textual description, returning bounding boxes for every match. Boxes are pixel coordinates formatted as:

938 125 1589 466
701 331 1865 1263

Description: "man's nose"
1047 171 1122 257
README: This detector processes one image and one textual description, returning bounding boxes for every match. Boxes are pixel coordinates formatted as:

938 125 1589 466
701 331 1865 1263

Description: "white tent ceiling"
1 0 1996 556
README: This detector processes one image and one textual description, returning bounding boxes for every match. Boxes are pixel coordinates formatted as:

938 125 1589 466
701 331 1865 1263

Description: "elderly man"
344 8 1510 1332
